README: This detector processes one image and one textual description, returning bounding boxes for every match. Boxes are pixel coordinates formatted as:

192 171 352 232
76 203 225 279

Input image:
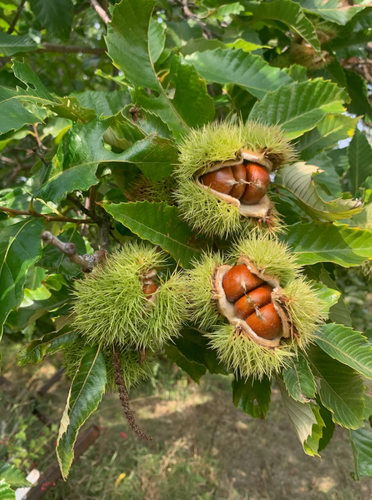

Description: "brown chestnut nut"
222 264 264 302
201 167 234 195
229 163 247 200
234 284 273 320
143 278 158 298
246 303 282 340
241 163 270 205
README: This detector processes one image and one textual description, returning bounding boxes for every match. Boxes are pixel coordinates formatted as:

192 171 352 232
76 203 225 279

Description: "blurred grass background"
1 334 372 500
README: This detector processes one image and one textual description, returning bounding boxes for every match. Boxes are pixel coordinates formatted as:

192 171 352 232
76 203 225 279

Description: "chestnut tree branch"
112 345 152 440
0 206 95 224
7 0 26 34
89 185 97 212
40 43 106 55
100 212 111 251
89 0 111 25
67 194 102 224
32 127 46 150
41 231 107 273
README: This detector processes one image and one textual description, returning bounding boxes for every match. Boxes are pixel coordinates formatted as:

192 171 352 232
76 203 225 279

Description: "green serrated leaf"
350 425 372 479
282 352 316 403
133 90 189 140
12 61 59 106
309 152 343 200
71 91 132 118
50 96 96 123
29 0 73 39
227 38 266 52
57 345 106 479
212 2 245 21
0 218 44 338
0 480 15 500
298 114 359 161
249 79 348 139
181 38 226 56
10 62 96 125
0 88 40 135
17 328 77 366
303 404 325 457
164 343 206 383
284 222 372 267
170 56 215 128
232 374 271 418
283 64 308 82
245 0 321 53
276 162 363 221
104 111 147 150
101 201 201 268
296 0 367 25
0 463 31 488
37 118 178 203
318 267 352 326
106 0 188 139
307 345 365 429
6 285 70 331
0 33 37 56
106 0 159 90
186 48 293 100
344 69 372 122
150 17 165 63
353 202 372 230
0 61 61 134
318 400 335 452
167 19 203 47
131 108 172 139
327 23 372 54
277 378 320 455
314 323 372 380
312 283 340 318
347 128 372 196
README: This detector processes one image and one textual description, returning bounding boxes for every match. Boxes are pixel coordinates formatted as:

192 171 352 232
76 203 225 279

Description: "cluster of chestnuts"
201 160 270 207
222 264 282 341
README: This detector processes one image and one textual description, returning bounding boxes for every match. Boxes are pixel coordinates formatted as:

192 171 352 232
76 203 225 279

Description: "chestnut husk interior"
195 149 273 219
141 269 159 306
214 257 290 349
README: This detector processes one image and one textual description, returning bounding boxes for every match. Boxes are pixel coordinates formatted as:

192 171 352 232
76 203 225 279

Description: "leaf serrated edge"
56 344 105 479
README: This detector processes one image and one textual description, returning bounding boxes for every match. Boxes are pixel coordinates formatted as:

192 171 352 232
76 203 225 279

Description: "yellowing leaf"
276 162 363 221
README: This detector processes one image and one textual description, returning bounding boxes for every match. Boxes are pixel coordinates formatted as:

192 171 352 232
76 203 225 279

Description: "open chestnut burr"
174 121 297 238
187 234 325 379
198 150 273 220
215 256 290 349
